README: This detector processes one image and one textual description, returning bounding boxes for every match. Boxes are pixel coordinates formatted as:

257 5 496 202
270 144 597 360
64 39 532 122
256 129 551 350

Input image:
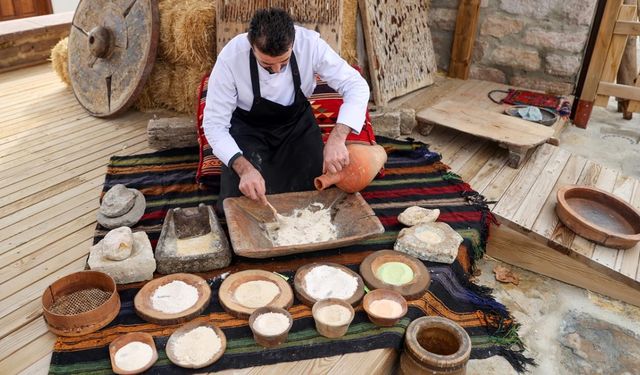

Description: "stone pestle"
314 144 387 193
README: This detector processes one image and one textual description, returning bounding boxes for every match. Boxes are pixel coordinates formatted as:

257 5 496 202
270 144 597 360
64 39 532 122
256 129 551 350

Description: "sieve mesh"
49 288 112 315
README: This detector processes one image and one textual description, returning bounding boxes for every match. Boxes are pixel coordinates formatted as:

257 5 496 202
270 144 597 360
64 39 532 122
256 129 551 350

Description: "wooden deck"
2 64 639 374
0 64 397 375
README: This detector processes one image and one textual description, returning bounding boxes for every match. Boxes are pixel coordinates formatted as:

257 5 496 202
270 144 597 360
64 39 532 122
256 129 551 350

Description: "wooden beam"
448 0 481 79
594 5 637 107
575 0 624 128
614 21 640 35
597 82 640 101
487 225 640 308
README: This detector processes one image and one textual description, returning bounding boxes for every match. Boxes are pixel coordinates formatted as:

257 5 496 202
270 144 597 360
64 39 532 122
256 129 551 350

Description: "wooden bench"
417 100 555 169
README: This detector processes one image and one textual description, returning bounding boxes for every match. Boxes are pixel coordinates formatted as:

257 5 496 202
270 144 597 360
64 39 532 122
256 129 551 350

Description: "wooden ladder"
575 0 640 127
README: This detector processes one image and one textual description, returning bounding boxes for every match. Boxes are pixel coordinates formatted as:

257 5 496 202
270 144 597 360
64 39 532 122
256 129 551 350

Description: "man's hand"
232 156 267 204
323 123 351 174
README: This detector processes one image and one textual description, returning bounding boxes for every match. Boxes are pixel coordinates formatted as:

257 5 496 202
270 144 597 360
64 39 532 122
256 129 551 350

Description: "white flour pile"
266 202 337 246
304 265 358 300
176 233 216 256
114 341 153 372
252 312 290 336
234 280 280 308
151 280 199 314
315 304 352 326
172 326 221 366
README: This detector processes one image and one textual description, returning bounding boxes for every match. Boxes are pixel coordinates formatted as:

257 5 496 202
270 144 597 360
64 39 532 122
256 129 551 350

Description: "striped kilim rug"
48 137 532 374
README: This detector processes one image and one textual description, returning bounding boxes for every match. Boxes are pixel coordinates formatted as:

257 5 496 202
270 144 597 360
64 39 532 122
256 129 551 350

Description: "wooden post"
574 0 624 128
448 0 481 80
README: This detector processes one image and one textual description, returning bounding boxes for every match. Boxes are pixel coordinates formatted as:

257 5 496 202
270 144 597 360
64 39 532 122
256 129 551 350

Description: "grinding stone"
88 231 156 284
97 189 146 229
394 222 463 264
102 226 133 261
100 184 136 218
397 206 440 226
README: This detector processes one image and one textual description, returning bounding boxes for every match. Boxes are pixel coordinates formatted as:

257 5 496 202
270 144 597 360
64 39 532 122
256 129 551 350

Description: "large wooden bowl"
218 270 294 318
223 188 384 258
294 263 365 307
360 250 431 300
165 320 227 369
556 185 640 249
42 270 120 336
109 332 158 374
134 273 211 325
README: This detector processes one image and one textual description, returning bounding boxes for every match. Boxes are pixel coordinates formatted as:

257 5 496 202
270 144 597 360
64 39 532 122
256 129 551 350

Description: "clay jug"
400 316 471 375
314 144 387 193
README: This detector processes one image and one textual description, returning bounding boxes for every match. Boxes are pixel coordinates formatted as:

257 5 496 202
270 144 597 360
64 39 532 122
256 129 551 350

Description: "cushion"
196 73 376 183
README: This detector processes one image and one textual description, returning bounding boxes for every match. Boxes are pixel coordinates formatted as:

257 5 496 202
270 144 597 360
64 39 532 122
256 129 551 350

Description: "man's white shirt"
202 25 370 166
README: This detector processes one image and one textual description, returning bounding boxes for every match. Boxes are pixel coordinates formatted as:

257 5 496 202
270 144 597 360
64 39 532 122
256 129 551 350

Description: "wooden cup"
248 306 293 348
312 298 355 338
362 289 408 327
109 332 158 374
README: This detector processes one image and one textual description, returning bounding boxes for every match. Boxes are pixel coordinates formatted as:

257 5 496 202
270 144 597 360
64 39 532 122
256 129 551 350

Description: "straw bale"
50 37 70 86
135 61 210 114
341 0 358 66
158 0 216 68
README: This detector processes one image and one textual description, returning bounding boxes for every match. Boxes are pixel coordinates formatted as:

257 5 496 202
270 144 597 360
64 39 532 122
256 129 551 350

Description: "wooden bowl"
223 189 384 258
134 273 211 325
165 320 226 369
312 298 355 338
248 306 293 348
401 316 471 374
362 289 408 327
42 270 120 336
556 185 640 249
109 332 158 374
218 270 294 319
360 250 431 300
294 262 365 307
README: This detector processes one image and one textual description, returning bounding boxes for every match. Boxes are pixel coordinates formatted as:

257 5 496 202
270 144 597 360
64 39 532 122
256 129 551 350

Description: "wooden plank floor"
399 78 640 307
0 64 400 375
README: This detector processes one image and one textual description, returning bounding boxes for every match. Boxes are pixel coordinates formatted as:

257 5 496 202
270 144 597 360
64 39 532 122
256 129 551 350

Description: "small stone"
100 184 135 218
427 8 457 31
397 206 440 226
399 108 417 135
97 187 146 229
523 28 590 53
102 227 133 261
545 53 582 77
470 66 507 84
480 16 524 38
88 231 156 284
499 0 553 19
491 46 541 71
370 110 401 138
394 222 463 264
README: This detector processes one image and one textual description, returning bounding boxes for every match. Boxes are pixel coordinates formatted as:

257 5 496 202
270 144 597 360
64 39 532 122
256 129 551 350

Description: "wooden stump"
147 117 198 150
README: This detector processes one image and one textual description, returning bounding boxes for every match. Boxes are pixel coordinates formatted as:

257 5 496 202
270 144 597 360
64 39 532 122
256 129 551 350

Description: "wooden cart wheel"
68 0 159 117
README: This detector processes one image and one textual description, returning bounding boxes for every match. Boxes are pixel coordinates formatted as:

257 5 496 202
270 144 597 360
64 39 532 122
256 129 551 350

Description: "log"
147 117 198 150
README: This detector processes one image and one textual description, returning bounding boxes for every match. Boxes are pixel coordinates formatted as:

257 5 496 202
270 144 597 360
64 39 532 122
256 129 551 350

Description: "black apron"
217 50 324 210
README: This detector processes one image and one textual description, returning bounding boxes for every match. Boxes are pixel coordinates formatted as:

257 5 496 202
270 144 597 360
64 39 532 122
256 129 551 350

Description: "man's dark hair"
248 8 295 56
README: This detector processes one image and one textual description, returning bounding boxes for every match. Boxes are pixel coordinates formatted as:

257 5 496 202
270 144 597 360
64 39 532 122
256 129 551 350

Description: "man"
202 8 369 208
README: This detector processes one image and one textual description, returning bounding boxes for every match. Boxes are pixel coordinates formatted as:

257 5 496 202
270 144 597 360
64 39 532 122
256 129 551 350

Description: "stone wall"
428 0 598 95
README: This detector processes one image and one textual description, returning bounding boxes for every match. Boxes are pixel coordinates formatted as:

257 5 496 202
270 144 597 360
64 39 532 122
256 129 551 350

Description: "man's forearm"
231 155 255 177
327 123 351 144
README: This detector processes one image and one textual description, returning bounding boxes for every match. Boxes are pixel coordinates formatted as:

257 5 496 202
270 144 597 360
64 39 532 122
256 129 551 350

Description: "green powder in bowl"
376 262 414 286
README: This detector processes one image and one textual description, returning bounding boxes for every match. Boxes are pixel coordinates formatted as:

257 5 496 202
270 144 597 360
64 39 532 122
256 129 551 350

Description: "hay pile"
50 37 70 86
136 0 216 114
